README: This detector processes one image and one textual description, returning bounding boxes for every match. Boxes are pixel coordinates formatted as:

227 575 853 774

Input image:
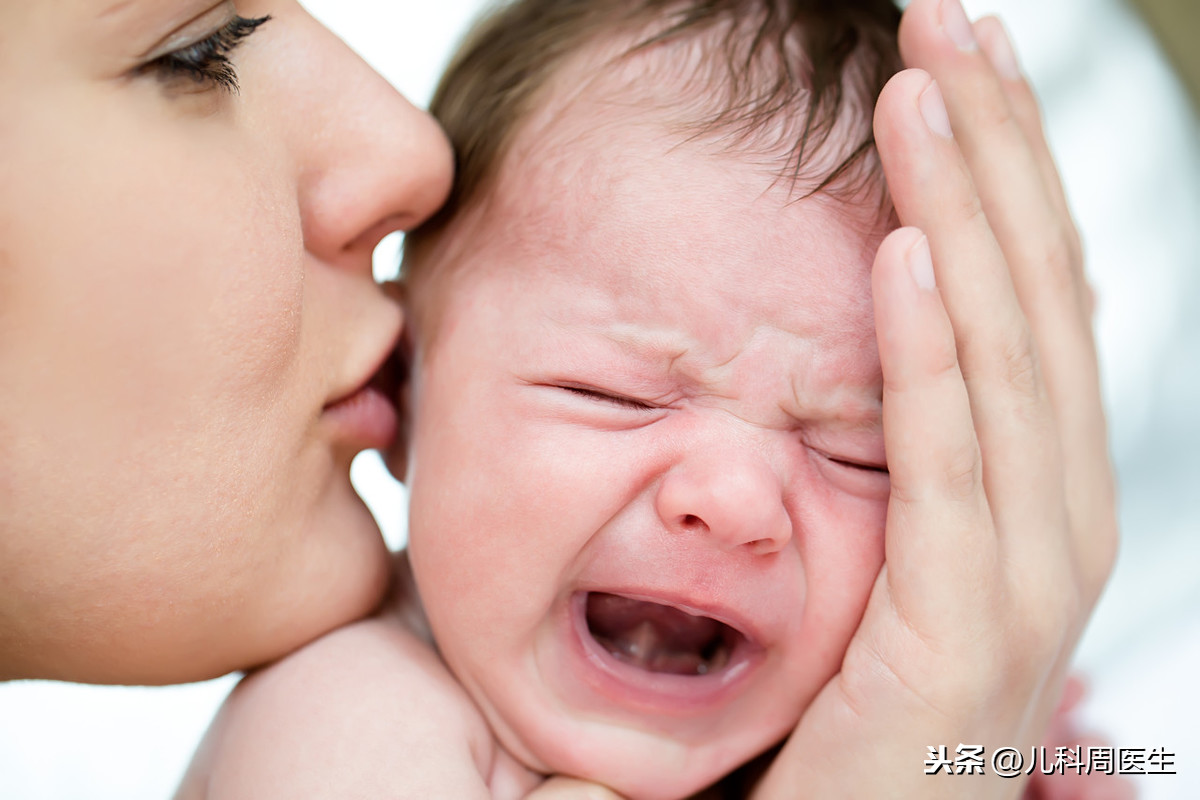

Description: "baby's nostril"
681 514 702 528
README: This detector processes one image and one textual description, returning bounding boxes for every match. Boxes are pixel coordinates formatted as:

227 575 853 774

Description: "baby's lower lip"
564 591 762 716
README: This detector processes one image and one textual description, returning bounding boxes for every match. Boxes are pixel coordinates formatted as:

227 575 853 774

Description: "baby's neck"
380 550 435 646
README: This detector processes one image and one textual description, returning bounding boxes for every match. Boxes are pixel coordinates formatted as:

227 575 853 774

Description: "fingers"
896 0 1117 588
897 0 1086 406
970 14 1116 590
876 11 1120 780
972 16 1077 238
872 226 996 619
874 69 1068 565
900 0 1087 316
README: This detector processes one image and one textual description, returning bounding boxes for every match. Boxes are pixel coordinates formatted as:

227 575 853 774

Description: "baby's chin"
488 696 789 800
461 593 808 798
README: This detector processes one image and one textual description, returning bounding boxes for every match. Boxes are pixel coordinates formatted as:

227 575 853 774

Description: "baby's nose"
654 450 793 556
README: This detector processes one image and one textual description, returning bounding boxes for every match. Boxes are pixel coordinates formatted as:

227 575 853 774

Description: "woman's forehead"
75 0 216 21
0 0 223 46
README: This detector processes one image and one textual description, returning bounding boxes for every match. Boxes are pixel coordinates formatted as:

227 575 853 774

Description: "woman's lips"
565 590 763 715
323 348 404 450
322 384 398 449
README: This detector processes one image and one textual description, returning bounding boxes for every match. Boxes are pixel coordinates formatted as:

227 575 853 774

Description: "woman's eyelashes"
139 15 270 94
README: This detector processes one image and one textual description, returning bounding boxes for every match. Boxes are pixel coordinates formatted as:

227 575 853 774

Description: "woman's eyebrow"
96 0 214 28
98 0 136 20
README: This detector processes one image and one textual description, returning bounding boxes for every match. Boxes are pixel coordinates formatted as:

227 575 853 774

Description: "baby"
179 0 1118 798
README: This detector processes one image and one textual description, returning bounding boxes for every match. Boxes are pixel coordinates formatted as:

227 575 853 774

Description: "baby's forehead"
490 71 891 274
447 107 883 354
416 76 890 336
407 4 900 356
506 24 882 205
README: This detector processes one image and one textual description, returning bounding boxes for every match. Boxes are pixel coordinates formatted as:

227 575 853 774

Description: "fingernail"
940 0 977 51
980 18 1022 81
908 234 936 291
919 81 953 139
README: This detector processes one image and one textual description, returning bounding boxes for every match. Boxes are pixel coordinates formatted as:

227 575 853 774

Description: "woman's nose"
654 449 793 556
280 10 454 270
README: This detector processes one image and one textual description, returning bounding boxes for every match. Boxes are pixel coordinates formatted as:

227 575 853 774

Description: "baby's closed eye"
557 383 660 411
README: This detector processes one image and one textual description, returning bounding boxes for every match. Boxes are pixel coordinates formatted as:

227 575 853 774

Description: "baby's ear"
382 281 413 484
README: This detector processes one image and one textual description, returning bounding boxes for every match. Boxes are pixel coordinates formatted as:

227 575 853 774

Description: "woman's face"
0 0 451 683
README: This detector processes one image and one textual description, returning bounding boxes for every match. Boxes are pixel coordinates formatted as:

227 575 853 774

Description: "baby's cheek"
798 486 888 639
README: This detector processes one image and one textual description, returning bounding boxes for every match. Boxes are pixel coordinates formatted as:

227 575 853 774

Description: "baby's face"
403 97 890 798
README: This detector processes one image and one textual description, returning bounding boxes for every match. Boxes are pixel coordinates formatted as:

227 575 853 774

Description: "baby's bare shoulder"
177 616 497 799
234 615 479 731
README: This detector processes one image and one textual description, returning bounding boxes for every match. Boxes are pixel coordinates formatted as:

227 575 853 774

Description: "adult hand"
751 0 1117 796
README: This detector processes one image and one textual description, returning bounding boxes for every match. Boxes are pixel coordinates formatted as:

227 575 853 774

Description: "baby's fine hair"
405 0 902 265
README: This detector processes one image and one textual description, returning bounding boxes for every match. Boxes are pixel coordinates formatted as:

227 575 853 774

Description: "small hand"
1023 677 1136 800
524 776 627 800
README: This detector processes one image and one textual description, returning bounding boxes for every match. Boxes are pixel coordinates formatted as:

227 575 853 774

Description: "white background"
1 0 1197 797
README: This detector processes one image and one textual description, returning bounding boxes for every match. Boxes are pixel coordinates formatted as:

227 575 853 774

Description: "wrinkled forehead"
404 5 900 329
525 119 878 314
407 27 893 365
413 88 887 399
494 45 890 293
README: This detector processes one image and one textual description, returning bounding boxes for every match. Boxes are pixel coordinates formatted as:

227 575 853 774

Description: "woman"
0 0 452 685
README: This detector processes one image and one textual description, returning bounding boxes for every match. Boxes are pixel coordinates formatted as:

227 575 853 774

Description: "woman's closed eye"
138 14 270 94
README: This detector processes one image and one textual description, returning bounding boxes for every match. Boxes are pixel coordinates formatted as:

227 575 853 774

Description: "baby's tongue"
585 592 729 675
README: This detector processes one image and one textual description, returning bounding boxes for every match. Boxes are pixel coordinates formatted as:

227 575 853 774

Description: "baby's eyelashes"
825 456 889 474
806 446 891 501
558 384 660 411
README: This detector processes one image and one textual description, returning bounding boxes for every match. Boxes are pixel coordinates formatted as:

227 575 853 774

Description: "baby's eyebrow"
595 323 690 362
574 324 694 385
583 323 885 430
790 392 883 432
781 358 885 431
829 409 885 433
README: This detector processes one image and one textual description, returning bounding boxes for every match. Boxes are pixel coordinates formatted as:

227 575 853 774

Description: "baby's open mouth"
584 592 742 676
